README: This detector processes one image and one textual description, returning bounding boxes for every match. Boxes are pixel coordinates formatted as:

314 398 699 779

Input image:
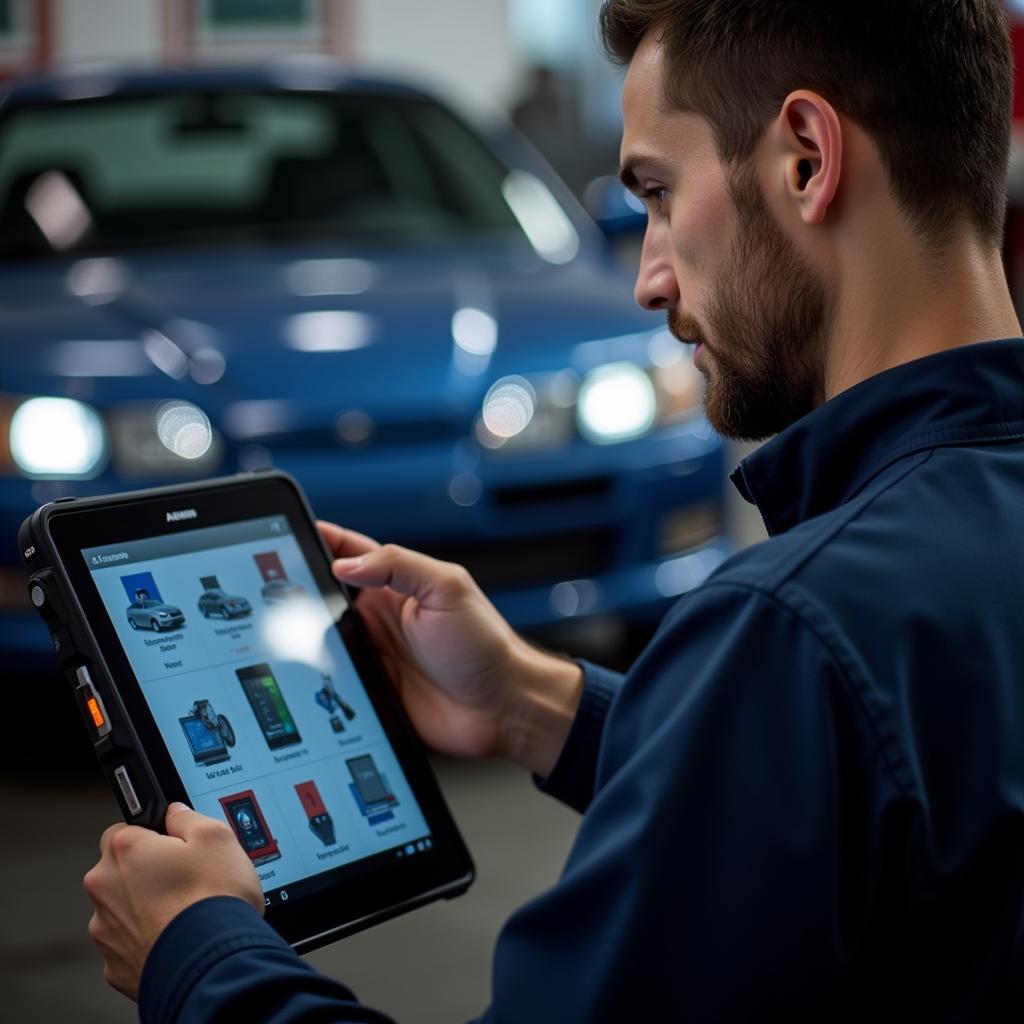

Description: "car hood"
0 241 662 435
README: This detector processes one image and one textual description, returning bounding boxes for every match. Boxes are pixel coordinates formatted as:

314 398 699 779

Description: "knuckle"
82 867 99 898
449 562 474 588
437 561 474 596
108 828 135 858
87 913 103 943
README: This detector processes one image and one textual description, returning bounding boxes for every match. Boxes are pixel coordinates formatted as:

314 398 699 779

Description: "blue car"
0 63 728 669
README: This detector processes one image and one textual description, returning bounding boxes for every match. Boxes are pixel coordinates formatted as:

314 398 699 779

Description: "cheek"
670 186 736 290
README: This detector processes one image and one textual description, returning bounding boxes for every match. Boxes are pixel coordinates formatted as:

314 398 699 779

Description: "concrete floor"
1 756 580 1024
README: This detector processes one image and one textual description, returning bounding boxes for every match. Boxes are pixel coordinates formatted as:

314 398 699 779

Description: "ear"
775 90 842 226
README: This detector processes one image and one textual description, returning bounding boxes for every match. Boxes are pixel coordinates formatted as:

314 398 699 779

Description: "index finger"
317 521 382 559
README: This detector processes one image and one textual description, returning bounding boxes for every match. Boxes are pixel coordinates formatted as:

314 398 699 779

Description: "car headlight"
577 362 657 444
9 397 108 478
475 333 704 454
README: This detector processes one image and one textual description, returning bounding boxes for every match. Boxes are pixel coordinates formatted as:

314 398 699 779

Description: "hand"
320 522 583 777
83 803 262 1001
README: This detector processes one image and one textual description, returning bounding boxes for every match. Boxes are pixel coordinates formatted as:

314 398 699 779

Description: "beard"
669 162 831 442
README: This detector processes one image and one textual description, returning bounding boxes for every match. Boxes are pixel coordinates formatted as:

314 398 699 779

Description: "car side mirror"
583 174 647 239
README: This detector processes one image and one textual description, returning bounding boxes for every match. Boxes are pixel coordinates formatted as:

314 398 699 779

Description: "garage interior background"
3 1 1024 1022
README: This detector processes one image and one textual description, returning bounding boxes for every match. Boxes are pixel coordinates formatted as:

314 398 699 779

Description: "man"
84 1 1024 1020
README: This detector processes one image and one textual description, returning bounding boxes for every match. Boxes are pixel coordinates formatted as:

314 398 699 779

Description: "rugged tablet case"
18 470 474 951
17 471 309 831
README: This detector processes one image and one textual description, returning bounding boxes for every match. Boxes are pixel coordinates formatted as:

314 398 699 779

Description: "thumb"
163 802 204 840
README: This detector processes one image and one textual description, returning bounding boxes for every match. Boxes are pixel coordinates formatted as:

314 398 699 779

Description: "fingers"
317 521 381 559
331 543 474 609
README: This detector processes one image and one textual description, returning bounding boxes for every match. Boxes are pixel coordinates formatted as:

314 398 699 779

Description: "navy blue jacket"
140 339 1024 1022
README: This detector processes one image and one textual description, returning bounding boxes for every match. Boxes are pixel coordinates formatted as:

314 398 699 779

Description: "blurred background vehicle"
0 62 729 673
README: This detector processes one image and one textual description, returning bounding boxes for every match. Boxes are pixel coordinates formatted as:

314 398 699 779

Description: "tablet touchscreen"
80 513 434 905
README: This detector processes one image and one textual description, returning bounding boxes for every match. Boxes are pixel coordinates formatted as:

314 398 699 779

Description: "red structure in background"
0 0 52 79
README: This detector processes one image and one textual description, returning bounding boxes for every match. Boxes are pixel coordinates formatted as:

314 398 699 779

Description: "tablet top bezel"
43 472 473 949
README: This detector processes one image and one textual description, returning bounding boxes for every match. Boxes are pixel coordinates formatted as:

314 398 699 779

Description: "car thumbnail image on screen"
253 551 306 604
197 574 252 619
120 571 185 632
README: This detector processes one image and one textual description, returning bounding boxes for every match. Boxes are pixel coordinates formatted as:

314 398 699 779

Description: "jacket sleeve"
535 659 625 813
140 896 398 1024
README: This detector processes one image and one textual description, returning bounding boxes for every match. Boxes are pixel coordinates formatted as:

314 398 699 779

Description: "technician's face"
620 34 829 441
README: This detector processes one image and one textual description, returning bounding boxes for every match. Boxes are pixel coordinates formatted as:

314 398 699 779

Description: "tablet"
19 470 474 951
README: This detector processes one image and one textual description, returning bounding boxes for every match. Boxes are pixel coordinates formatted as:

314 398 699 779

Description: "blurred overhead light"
452 307 498 357
67 257 127 305
223 400 297 440
26 171 92 250
52 340 151 378
142 329 190 379
190 347 226 385
285 259 376 296
501 171 579 265
285 311 374 352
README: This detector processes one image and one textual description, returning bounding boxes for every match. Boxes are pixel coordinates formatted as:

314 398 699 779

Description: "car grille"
422 529 617 591
254 418 465 449
491 476 612 510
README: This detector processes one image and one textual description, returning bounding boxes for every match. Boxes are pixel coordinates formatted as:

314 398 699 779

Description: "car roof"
0 61 434 108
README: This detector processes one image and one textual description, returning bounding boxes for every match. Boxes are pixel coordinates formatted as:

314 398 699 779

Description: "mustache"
667 310 706 347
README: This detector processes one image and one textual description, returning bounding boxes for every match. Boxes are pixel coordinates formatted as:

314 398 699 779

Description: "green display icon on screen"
236 663 302 750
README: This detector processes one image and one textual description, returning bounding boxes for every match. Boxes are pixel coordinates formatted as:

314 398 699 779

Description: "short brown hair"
600 0 1013 246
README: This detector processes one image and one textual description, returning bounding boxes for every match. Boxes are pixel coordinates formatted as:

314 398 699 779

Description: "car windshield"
0 89 527 258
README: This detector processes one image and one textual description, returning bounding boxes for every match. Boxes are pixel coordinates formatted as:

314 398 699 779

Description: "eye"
640 186 669 212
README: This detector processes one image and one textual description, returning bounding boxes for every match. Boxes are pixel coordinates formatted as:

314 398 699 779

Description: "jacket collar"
730 338 1024 536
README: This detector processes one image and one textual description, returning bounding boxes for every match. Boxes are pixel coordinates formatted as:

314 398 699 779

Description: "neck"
824 230 1021 400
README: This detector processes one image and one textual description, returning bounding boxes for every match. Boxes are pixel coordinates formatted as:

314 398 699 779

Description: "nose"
634 221 680 311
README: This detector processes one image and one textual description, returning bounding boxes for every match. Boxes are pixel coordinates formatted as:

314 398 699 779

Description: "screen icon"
179 699 236 766
347 754 398 825
237 663 302 749
219 790 281 866
294 780 336 846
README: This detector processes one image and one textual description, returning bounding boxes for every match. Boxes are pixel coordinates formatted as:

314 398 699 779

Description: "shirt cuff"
139 895 291 1024
535 659 623 813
